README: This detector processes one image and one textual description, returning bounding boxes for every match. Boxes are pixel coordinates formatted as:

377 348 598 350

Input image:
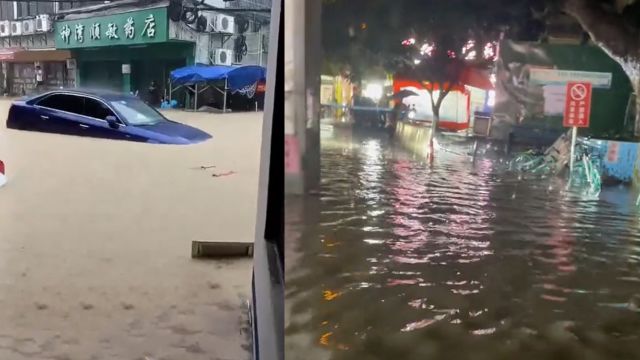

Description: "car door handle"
79 124 90 129
40 115 49 120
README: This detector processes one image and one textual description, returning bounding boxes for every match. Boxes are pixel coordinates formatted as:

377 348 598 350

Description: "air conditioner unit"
10 21 22 36
213 49 233 65
22 19 35 35
201 12 217 32
0 21 10 37
35 14 51 33
214 15 235 34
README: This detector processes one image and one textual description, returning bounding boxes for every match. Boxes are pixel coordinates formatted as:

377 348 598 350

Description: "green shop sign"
55 7 168 49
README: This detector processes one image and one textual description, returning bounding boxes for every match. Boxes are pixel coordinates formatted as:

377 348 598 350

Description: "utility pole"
285 0 321 195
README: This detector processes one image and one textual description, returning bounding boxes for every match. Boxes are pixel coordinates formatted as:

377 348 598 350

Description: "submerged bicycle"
509 137 602 196
509 150 551 174
570 138 602 196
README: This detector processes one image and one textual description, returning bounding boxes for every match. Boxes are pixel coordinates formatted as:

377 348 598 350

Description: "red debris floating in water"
0 160 5 187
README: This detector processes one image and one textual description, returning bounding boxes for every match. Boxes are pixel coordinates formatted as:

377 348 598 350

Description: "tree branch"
563 0 640 61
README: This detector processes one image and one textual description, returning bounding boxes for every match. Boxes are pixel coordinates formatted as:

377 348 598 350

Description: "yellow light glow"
319 332 333 346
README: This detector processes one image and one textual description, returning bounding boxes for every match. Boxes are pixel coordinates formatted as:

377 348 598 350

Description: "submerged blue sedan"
6 89 212 145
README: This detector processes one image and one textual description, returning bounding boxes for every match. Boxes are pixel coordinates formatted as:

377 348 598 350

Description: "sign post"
563 81 592 175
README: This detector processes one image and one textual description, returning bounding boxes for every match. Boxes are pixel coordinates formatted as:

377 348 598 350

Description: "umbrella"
392 89 419 100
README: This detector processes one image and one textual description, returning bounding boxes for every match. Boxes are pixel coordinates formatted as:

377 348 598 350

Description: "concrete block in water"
191 241 254 258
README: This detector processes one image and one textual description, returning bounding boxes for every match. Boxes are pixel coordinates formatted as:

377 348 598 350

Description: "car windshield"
109 98 164 126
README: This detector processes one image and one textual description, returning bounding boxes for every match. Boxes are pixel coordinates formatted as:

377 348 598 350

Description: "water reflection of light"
472 327 497 335
383 144 498 333
355 140 384 205
387 149 495 267
401 314 447 332
319 331 333 345
537 188 578 303
362 139 381 160
323 290 340 301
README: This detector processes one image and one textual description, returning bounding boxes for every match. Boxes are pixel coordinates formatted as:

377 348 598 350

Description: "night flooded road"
286 123 640 360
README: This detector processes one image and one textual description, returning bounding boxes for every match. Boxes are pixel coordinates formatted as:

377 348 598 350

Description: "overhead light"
402 38 416 46
487 90 495 107
363 83 383 101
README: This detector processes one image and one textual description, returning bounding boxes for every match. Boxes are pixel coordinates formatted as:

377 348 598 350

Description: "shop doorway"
131 59 185 105
79 61 122 91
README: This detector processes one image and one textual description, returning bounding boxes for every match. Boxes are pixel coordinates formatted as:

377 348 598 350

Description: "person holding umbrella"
387 89 416 138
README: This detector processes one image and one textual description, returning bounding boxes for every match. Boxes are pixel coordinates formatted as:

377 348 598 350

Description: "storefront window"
13 63 34 79
45 62 64 81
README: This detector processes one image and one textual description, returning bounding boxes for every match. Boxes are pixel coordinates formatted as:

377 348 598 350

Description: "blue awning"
170 65 266 91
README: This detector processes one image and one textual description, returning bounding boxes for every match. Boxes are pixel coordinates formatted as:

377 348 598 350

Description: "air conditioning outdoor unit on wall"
0 21 10 37
10 21 22 36
214 15 235 34
22 19 35 35
202 12 217 32
213 49 233 65
35 15 52 33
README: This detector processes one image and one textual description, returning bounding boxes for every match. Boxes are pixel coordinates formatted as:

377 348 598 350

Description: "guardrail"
322 103 394 112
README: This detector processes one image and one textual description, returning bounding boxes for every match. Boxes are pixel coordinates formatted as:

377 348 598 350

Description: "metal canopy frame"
168 77 229 113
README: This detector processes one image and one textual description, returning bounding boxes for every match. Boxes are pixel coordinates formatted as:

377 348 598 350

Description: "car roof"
40 88 137 102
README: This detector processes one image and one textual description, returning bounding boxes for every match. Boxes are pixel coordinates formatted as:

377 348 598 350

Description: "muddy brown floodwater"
0 100 262 359
286 122 640 360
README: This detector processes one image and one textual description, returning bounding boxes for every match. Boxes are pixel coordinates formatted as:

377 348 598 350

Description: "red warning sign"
563 81 592 128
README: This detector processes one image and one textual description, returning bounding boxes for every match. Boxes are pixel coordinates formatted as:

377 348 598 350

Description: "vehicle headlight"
408 110 416 119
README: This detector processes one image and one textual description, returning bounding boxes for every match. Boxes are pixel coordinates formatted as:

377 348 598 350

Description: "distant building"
200 0 272 67
0 1 71 95
52 0 269 98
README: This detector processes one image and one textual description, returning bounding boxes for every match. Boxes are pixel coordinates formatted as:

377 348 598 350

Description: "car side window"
37 94 84 114
83 98 115 120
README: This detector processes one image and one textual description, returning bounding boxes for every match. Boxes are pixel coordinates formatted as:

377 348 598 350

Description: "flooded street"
286 122 640 360
0 100 261 359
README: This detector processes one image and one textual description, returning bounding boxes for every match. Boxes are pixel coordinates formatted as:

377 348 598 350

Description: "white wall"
203 0 229 8
401 88 469 123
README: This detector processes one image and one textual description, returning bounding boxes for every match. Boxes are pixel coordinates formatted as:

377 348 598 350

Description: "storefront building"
0 45 72 95
0 0 73 95
55 6 195 98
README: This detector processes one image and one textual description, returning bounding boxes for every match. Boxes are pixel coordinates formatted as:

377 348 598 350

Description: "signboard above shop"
55 7 168 49
530 68 612 89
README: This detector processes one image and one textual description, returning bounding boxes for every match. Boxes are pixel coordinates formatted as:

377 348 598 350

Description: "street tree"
560 0 640 134
324 0 640 136
394 36 496 151
322 0 540 153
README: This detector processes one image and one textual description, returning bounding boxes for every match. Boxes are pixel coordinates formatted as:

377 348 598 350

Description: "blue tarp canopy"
169 64 266 90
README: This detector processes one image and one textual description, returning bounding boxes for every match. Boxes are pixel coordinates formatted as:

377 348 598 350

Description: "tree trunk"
427 90 437 158
431 106 440 140
563 0 640 136
427 86 450 159
617 63 640 136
